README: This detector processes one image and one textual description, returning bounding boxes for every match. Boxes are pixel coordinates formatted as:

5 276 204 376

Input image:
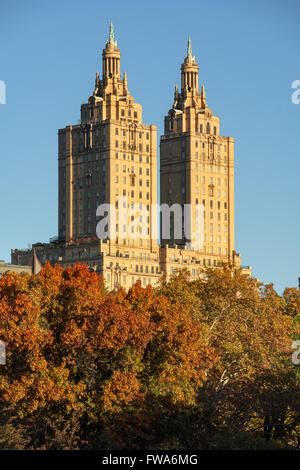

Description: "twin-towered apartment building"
11 23 251 289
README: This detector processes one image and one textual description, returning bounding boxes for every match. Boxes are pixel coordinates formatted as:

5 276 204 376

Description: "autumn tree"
0 262 299 449
284 287 300 319
0 263 217 449
157 265 300 448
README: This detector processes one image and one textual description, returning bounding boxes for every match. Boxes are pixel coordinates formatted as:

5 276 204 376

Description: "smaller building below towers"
0 260 32 276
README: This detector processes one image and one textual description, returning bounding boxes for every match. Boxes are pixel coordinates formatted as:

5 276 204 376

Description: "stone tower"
160 38 235 269
57 23 160 289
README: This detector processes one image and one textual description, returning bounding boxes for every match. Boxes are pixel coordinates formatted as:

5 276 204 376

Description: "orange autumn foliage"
0 262 298 450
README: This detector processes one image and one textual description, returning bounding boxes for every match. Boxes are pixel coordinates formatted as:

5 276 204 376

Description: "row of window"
73 175 105 189
114 239 150 247
169 257 226 273
114 202 150 211
115 153 150 163
115 225 150 235
115 140 150 152
61 136 150 157
115 176 150 186
114 189 150 200
197 199 228 209
168 176 227 189
115 128 149 140
168 187 228 197
168 152 228 163
168 235 228 249
193 162 227 172
105 273 155 286
73 214 94 224
202 212 228 221
120 109 138 119
115 252 153 260
167 222 228 233
72 126 106 141
74 163 106 176
115 164 150 174
193 165 228 173
135 265 158 274
73 225 92 235
194 153 228 163
166 199 228 211
168 141 227 152
60 152 151 168
72 190 102 200
194 142 227 151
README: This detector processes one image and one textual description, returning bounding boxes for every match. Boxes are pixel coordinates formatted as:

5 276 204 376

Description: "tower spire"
109 21 114 44
106 21 117 48
187 36 192 59
184 36 195 64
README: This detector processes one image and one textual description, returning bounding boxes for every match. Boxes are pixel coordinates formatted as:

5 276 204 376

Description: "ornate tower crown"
102 21 121 81
181 36 198 93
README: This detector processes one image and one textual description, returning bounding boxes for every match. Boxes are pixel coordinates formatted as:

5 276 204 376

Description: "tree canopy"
0 262 299 450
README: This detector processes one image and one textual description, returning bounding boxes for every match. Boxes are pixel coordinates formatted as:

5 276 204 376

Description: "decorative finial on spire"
109 21 114 43
187 36 192 58
93 71 100 96
107 21 117 48
185 36 195 63
201 85 207 109
173 85 179 106
123 71 128 95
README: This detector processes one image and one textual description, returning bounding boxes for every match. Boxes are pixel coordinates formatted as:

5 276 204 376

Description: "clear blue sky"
0 0 299 293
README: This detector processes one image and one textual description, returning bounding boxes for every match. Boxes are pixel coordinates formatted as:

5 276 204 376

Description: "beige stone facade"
160 38 234 269
0 260 32 276
57 23 161 289
11 26 251 288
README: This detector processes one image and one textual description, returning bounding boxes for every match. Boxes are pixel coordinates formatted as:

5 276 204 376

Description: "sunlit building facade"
11 25 251 287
